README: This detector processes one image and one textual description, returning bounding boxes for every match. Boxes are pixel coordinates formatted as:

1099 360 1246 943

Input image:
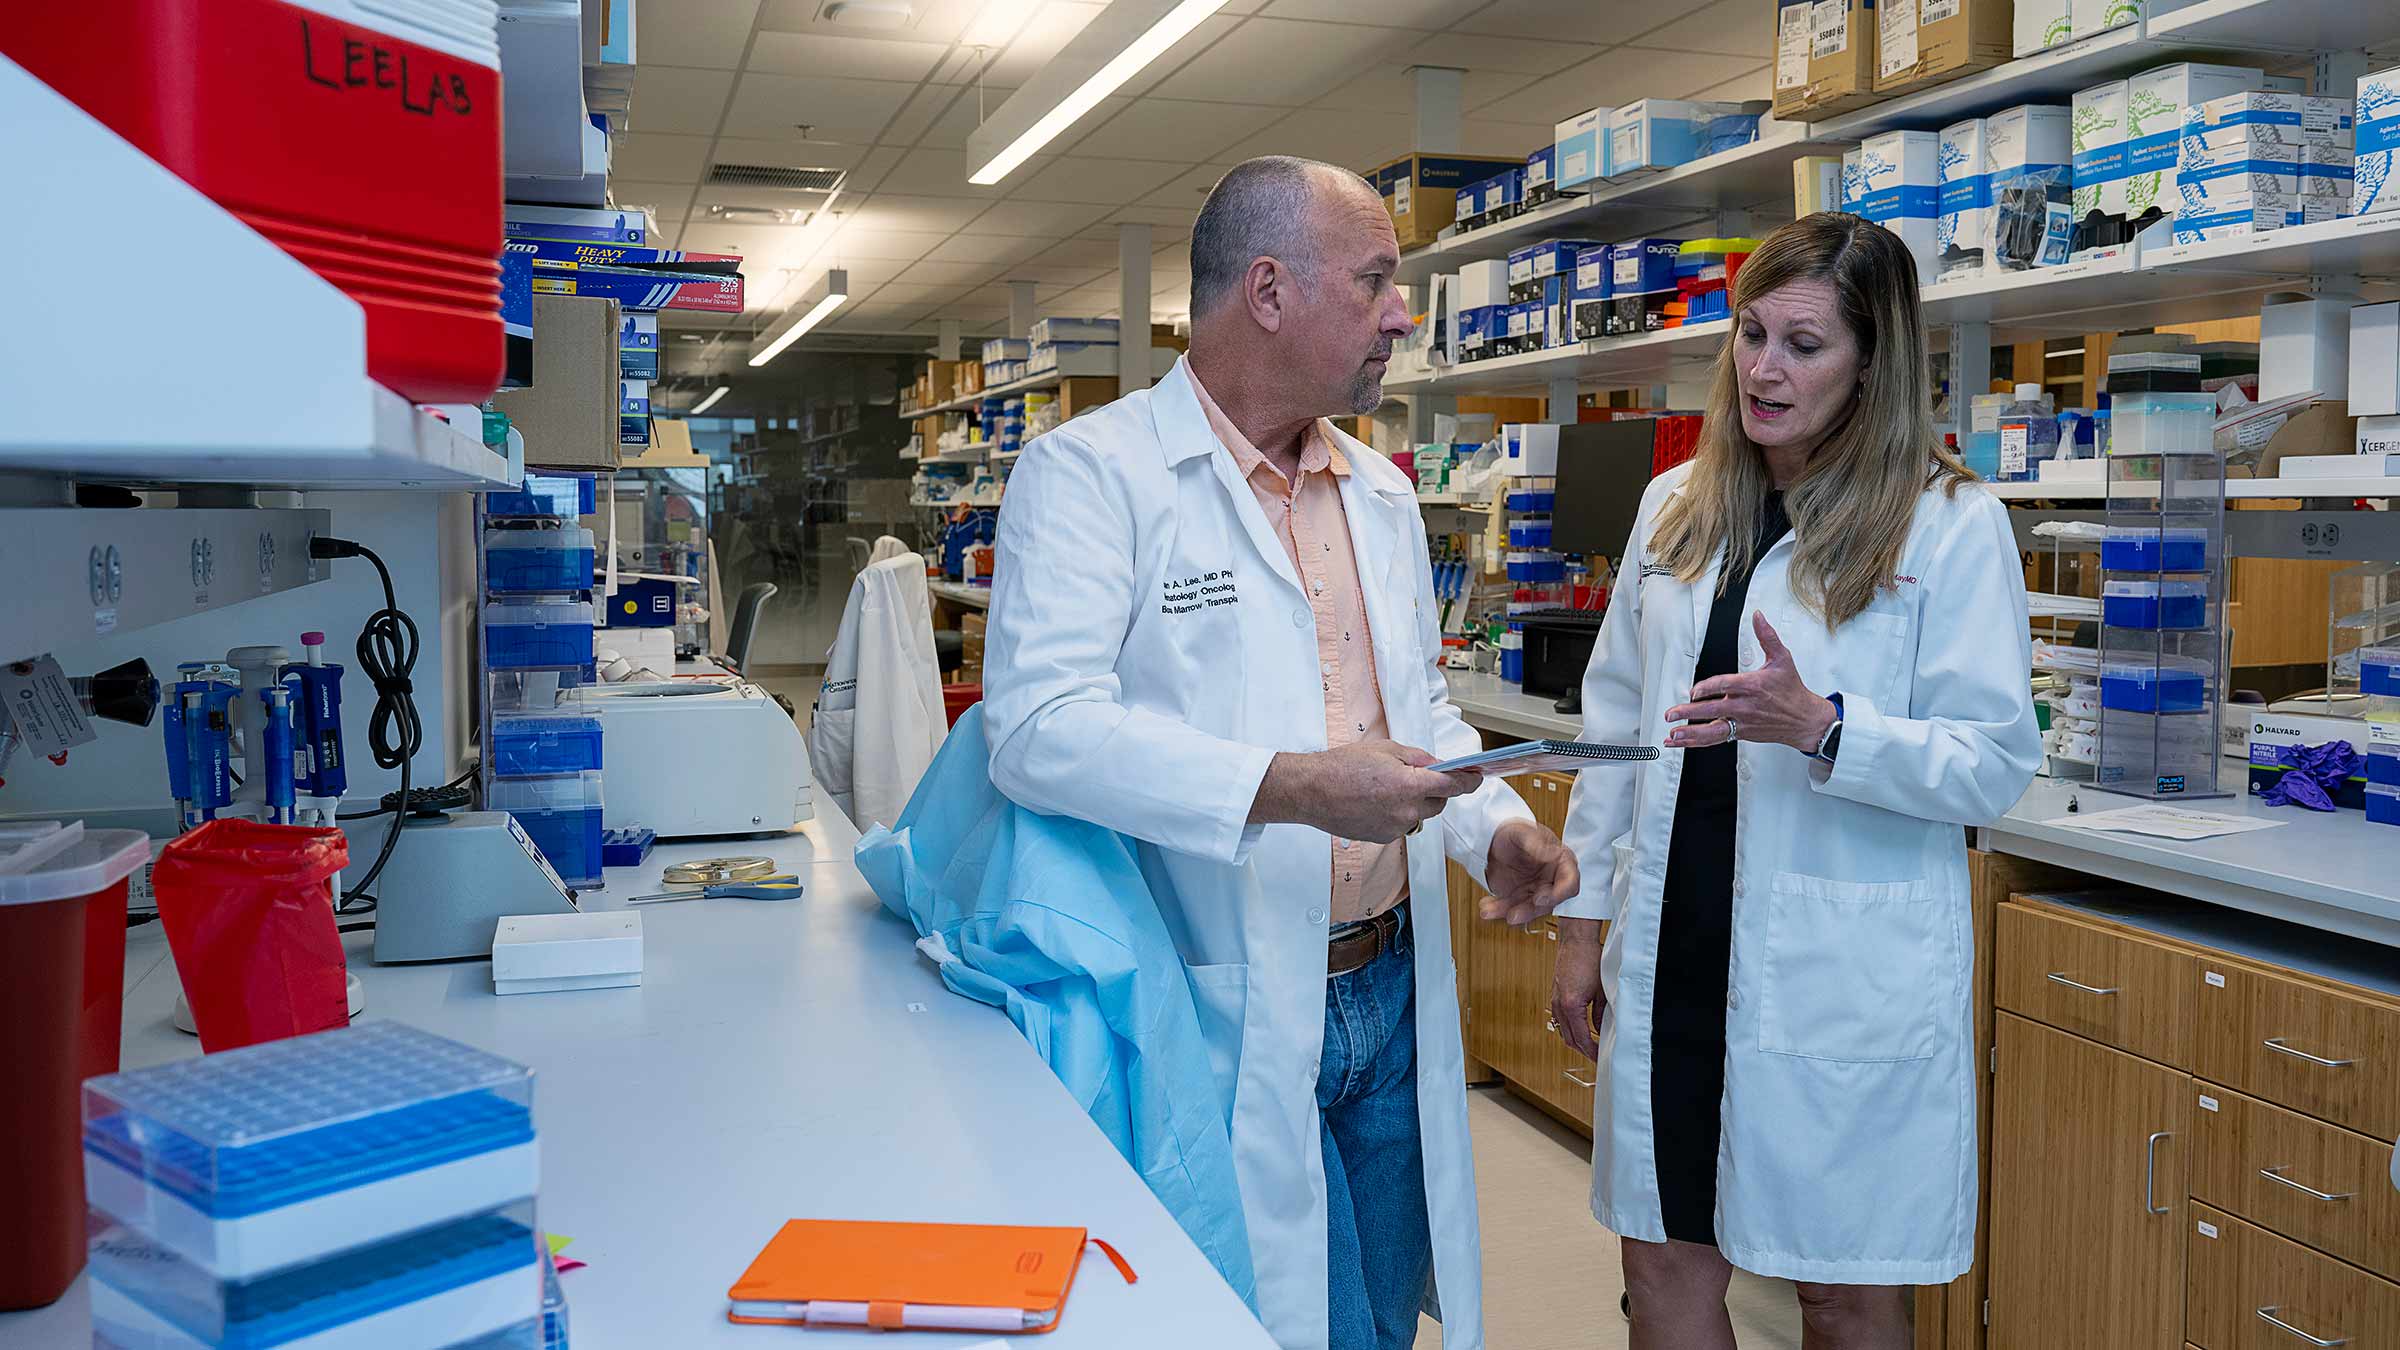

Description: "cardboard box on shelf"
1773 0 1881 120
493 294 623 471
1370 152 1522 249
1877 0 2014 95
2351 302 2400 418
1057 378 1119 419
2255 403 2363 478
1555 107 1611 190
1857 130 1942 284
2069 0 2138 42
2125 63 2273 230
1795 154 1844 214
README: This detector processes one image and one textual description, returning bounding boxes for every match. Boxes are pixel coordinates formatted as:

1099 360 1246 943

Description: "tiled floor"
1414 1088 1805 1349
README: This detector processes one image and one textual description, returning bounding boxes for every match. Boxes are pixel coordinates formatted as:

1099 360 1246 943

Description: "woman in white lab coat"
1535 213 2042 1349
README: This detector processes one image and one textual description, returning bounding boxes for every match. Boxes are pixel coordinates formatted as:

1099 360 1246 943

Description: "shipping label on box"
1879 0 2012 91
1777 0 1812 92
2356 64 2400 217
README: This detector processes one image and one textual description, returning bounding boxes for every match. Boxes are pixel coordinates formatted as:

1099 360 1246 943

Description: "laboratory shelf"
1395 125 1852 287
1986 477 2400 501
2143 212 2400 286
920 370 1071 416
1385 321 1729 395
0 58 517 492
2144 0 2400 56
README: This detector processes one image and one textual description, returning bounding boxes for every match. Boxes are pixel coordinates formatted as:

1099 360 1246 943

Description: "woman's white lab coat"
1558 461 2040 1284
981 359 1534 1350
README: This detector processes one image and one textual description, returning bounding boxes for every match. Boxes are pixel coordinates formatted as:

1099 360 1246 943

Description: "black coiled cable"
310 538 417 910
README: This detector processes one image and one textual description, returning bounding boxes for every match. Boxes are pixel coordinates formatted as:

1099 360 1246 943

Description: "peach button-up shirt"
1187 369 1406 925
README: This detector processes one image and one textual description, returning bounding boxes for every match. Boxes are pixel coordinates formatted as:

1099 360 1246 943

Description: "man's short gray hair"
1189 156 1364 316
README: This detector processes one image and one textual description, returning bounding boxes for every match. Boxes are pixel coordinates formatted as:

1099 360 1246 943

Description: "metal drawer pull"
2143 1131 2172 1215
1563 1069 1596 1088
2263 1038 2356 1068
2256 1307 2348 1346
2260 1166 2355 1202
2046 972 2120 996
1546 1017 1559 1033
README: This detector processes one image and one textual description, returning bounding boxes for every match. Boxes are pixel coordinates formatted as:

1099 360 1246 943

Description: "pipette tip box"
81 1022 538 1283
492 912 643 996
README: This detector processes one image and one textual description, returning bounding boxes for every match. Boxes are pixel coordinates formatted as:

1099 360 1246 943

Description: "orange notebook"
726 1219 1138 1335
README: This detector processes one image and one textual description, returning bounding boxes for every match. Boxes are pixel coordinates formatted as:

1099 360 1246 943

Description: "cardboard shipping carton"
1370 152 1521 249
494 294 623 472
1774 0 1882 120
1877 0 2014 95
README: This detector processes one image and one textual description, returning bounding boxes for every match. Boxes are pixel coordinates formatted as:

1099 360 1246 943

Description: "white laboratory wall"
2 492 477 833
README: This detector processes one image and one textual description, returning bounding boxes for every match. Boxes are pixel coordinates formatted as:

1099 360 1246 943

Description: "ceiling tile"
1455 119 1553 158
747 31 953 82
912 84 1017 151
1458 0 1658 43
859 281 966 305
1006 156 1186 205
1034 238 1127 268
630 67 738 136
720 72 916 143
840 145 908 194
756 0 983 43
604 130 705 181
1262 0 1469 25
818 228 954 261
994 261 1110 285
703 135 871 174
1138 163 1240 208
1692 64 1772 102
925 233 1050 264
1489 44 1765 124
1111 14 1245 100
1221 108 1402 170
840 194 994 231
1393 30 1599 76
1059 98 1282 162
890 259 1011 285
1313 64 1537 115
1635 0 1777 57
965 2 1106 87
1148 18 1411 106
669 221 805 260
872 147 1025 197
1104 203 1204 228
969 198 1113 235
633 0 761 70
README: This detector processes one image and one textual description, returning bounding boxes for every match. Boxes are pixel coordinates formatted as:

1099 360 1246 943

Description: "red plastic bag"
153 820 351 1053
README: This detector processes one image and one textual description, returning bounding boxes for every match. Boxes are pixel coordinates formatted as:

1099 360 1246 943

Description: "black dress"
1652 490 1791 1247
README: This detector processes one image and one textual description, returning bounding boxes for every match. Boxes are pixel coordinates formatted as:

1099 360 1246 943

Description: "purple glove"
2260 740 2361 812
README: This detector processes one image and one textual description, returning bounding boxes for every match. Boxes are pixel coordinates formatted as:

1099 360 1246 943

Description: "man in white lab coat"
982 157 1579 1350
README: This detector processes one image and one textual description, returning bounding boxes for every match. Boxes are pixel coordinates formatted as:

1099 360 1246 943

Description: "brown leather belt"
1326 902 1408 979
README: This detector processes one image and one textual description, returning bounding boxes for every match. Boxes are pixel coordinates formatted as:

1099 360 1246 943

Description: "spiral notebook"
1430 740 1659 775
725 1219 1137 1335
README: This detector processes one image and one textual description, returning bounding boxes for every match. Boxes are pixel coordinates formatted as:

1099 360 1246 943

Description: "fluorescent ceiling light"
747 268 851 367
967 0 1226 186
691 386 730 415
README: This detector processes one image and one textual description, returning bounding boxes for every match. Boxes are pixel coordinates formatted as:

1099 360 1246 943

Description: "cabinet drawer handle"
1563 1069 1596 1088
1546 1017 1559 1033
2256 1307 2348 1346
2046 972 2120 996
2143 1131 2172 1216
2264 1038 2356 1069
2260 1166 2355 1202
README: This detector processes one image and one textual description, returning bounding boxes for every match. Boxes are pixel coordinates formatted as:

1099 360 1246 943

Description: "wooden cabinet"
1451 773 1600 1133
2186 1205 2400 1350
2194 957 2400 1144
1995 902 2199 1068
2189 1086 2400 1282
1988 1012 2190 1350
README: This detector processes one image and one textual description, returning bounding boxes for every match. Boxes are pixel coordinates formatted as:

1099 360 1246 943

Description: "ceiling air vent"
707 164 847 192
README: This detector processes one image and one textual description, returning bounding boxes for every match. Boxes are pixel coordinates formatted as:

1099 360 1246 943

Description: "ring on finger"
1725 717 1741 742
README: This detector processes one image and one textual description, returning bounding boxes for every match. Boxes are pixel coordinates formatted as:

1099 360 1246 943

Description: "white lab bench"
0 812 1273 1350
926 580 992 611
1441 669 1580 742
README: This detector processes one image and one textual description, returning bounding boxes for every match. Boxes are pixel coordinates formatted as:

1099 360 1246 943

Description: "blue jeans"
1320 920 1430 1350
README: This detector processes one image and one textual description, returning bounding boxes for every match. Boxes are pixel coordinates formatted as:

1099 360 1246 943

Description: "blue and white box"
505 203 651 245
1609 239 1682 299
1607 100 1740 180
1982 105 2072 269
2183 92 2354 171
2126 64 2272 226
1525 144 1561 200
1839 147 1864 212
1533 239 1595 283
1555 107 1611 190
1507 244 1540 294
1938 119 1991 266
2072 80 2130 225
618 313 658 381
982 337 1031 365
1857 130 1942 285
2356 63 2400 218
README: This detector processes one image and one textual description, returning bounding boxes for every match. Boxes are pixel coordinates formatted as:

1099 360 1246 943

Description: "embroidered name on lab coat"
1161 569 1240 616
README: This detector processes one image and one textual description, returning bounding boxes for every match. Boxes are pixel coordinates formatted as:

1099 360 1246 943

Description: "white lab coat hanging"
1557 462 2041 1284
981 358 1535 1350
810 552 948 831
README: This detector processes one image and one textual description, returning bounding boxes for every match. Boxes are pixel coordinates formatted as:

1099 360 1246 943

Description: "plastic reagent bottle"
1998 383 2058 483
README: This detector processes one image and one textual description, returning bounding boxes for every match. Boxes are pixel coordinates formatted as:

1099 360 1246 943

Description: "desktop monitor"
1550 419 1662 560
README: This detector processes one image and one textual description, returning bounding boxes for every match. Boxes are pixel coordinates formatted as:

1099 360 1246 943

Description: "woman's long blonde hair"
1648 212 1972 628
